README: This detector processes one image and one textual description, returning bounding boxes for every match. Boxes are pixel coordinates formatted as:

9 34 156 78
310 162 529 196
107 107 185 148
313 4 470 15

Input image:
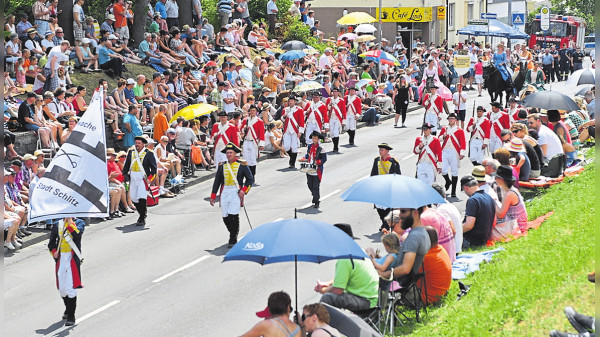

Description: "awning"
457 19 529 39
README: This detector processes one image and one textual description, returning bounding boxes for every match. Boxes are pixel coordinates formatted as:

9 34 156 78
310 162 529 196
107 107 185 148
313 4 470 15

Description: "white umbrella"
565 68 595 87
355 24 377 34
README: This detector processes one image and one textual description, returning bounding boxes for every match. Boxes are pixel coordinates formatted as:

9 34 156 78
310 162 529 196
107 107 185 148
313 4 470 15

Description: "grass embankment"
70 64 157 92
397 157 595 336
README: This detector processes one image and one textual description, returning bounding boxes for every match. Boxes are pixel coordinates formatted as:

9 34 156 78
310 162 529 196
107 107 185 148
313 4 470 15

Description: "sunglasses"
301 313 313 321
502 138 511 143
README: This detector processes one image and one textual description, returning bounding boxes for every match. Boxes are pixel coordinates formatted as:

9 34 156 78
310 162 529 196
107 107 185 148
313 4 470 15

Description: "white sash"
217 123 231 145
59 220 84 261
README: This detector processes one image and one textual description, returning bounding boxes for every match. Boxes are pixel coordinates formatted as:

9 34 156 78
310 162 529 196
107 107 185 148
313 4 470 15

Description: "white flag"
28 89 109 222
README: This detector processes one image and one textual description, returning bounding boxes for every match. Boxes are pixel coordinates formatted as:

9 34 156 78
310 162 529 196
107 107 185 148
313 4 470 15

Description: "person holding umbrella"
413 123 442 186
370 143 401 231
299 131 327 208
210 143 254 248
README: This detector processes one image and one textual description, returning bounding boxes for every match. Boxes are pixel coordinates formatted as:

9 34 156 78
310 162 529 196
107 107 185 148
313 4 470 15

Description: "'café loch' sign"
376 7 434 23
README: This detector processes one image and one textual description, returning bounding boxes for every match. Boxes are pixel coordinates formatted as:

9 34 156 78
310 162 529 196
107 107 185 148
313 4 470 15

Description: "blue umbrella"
457 19 529 39
224 218 369 311
279 50 306 61
340 174 446 209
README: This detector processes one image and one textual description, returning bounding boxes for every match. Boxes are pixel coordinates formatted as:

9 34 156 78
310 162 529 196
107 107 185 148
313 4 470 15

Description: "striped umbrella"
359 50 401 66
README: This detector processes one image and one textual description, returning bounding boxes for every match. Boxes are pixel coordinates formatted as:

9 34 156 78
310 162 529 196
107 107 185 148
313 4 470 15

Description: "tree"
177 0 193 28
130 0 149 47
549 0 595 33
57 0 74 42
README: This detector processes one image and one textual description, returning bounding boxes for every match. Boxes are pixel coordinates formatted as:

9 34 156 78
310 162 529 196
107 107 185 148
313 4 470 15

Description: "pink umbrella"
337 33 359 41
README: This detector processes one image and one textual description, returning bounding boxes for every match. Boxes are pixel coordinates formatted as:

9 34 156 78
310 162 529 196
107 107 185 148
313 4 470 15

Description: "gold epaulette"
237 159 248 166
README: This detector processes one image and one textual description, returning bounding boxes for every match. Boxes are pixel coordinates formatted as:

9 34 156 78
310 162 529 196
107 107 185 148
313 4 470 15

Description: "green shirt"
332 258 379 307
133 84 144 103
148 21 159 34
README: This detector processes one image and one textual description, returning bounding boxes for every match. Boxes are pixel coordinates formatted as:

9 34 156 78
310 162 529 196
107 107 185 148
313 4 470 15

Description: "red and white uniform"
304 100 329 144
344 95 362 131
326 96 346 137
466 116 491 164
282 105 305 153
506 106 520 124
413 135 442 185
423 93 444 132
212 122 240 164
487 110 510 153
241 116 265 165
439 125 466 176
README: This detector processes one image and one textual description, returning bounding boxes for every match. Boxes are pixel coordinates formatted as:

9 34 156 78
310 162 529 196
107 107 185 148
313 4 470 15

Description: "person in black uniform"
210 143 254 247
122 136 157 226
299 131 327 208
48 217 85 326
571 46 584 72
558 47 571 81
370 143 401 231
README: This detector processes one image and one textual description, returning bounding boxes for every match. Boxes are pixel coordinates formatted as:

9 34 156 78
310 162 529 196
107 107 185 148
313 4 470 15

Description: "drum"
300 163 317 174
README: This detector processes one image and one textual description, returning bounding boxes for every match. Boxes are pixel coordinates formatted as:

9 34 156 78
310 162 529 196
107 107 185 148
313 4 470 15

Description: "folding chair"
381 267 428 334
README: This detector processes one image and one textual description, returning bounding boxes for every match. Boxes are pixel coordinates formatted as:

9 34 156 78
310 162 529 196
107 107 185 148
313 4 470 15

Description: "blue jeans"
149 57 162 65
360 108 380 125
25 123 40 132
35 20 49 35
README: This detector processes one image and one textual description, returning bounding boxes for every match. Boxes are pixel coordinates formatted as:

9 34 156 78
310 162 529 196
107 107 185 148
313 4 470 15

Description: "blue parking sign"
512 13 525 25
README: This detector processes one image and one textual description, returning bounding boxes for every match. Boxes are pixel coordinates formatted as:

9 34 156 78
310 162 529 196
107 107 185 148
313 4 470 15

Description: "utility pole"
507 0 513 49
378 0 383 46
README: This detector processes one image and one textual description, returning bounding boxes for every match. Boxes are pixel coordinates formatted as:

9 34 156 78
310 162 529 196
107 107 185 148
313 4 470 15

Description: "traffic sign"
512 13 525 25
540 7 550 31
468 20 488 26
481 13 497 20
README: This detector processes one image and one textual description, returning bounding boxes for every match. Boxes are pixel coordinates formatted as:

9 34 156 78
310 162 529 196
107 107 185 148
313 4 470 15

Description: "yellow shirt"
223 161 240 186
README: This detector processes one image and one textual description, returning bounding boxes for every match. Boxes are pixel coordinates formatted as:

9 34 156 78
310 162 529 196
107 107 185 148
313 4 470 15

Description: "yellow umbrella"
169 103 218 123
355 35 376 42
217 53 242 67
337 12 377 25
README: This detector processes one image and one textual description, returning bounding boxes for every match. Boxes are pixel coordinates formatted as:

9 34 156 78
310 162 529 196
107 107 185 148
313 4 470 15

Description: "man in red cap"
438 113 466 198
413 123 442 185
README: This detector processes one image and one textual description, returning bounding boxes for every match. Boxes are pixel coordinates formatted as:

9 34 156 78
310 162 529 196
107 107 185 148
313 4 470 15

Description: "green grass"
395 156 596 336
70 64 157 93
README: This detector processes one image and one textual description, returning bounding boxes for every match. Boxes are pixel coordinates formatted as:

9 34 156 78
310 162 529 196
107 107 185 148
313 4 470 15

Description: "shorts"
457 109 466 121
109 182 123 190
116 26 130 40
4 219 16 230
474 74 484 84
462 72 470 79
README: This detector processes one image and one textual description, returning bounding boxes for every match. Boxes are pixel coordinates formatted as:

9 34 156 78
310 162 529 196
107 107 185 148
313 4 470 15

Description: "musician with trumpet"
299 131 327 208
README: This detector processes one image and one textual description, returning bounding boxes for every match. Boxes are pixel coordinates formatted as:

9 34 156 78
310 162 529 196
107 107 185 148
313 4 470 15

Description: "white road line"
300 202 313 209
152 255 210 283
321 189 341 201
356 174 370 182
44 300 120 336
273 217 284 222
401 154 415 161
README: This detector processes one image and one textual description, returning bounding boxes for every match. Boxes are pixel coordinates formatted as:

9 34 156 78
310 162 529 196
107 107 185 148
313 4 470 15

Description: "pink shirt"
421 208 456 263
474 62 483 75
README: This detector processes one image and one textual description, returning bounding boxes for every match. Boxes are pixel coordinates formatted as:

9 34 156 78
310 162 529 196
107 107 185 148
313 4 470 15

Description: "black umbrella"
565 68 596 86
575 85 594 97
322 303 383 337
520 91 580 111
281 40 308 51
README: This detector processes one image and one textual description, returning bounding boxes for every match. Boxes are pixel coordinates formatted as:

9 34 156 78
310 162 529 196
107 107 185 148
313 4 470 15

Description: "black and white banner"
28 89 109 222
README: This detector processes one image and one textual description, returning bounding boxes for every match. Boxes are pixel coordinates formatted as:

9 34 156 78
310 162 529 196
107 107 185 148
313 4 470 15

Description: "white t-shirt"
221 89 236 112
537 124 563 160
41 39 54 50
452 91 467 110
45 46 66 70
306 16 314 28
319 54 331 69
25 39 42 52
437 203 463 254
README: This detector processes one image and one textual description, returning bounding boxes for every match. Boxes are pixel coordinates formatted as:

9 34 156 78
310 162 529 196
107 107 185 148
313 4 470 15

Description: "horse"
512 62 528 95
483 64 514 107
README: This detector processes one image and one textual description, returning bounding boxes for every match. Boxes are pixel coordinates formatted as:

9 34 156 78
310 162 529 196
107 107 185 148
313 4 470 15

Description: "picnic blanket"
451 248 505 280
487 211 554 244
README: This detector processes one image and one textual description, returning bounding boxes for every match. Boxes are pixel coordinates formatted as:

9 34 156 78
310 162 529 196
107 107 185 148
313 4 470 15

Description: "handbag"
490 218 519 242
190 145 203 165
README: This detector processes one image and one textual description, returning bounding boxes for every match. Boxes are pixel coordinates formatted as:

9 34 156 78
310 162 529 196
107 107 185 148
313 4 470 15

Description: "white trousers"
345 114 357 131
489 134 502 155
58 253 77 298
374 96 393 111
283 132 300 153
129 171 147 202
214 151 227 165
441 148 460 176
242 140 258 166
469 138 485 164
425 112 439 132
305 122 320 144
329 119 342 137
220 186 240 217
416 162 436 185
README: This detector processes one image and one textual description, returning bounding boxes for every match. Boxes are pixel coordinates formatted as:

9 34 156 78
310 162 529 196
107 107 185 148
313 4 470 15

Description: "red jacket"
423 93 444 115
304 100 329 129
466 116 491 145
438 126 467 157
487 111 510 138
211 122 240 148
414 135 442 167
326 96 346 122
283 106 305 134
344 95 362 117
241 116 265 147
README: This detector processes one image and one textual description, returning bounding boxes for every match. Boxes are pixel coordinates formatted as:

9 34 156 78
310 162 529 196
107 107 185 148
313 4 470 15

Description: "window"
467 3 474 20
448 3 455 30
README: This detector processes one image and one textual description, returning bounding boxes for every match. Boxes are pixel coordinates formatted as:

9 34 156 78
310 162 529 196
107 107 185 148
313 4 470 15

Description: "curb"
9 104 423 252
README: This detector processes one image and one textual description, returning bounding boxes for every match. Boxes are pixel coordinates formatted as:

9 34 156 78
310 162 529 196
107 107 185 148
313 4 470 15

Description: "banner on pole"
453 56 471 77
28 90 109 222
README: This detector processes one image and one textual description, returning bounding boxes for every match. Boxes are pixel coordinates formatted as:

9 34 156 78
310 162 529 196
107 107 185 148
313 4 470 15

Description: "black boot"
64 296 76 326
249 165 256 178
223 216 232 245
348 130 355 145
332 137 339 152
136 199 147 226
62 297 68 319
451 176 458 198
443 174 451 191
289 152 297 168
228 214 240 247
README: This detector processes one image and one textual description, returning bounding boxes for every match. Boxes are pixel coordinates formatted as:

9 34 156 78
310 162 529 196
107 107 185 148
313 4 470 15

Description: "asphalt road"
4 75 585 337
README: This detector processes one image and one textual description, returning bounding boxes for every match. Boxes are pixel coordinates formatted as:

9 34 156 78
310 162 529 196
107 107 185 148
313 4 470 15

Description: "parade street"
5 79 582 337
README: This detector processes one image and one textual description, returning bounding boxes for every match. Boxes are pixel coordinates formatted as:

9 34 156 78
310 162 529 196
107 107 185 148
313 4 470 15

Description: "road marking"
401 154 415 161
356 174 370 182
152 255 210 283
44 300 120 336
299 189 341 208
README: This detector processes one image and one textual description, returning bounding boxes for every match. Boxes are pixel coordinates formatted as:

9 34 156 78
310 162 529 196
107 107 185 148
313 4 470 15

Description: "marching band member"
211 111 240 165
344 86 362 146
303 92 329 145
210 143 254 248
122 136 157 226
488 101 511 154
282 95 306 168
241 105 265 181
438 113 466 198
326 87 346 152
48 217 85 327
413 123 442 185
422 84 444 135
466 106 491 165
299 131 327 208
370 143 401 231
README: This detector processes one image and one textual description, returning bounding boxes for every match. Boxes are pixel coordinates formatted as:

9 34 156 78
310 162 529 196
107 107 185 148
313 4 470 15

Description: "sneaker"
565 306 595 333
21 228 32 235
4 242 15 250
549 331 593 337
12 241 22 249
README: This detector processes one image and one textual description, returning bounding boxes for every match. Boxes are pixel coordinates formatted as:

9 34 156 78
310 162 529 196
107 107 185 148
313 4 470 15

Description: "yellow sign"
437 7 446 20
376 7 433 23
453 55 471 76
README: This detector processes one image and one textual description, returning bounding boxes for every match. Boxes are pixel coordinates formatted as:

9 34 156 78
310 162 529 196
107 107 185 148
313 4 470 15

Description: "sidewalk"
6 103 424 253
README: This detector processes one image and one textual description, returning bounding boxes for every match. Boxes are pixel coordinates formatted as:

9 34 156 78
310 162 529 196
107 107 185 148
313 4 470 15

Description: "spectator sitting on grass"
418 226 452 305
138 33 171 68
460 175 496 248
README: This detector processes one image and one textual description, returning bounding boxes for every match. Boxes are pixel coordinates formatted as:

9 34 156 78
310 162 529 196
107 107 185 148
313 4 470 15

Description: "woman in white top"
5 15 16 34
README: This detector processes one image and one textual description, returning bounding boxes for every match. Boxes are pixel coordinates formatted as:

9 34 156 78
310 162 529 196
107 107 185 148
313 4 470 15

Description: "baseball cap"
167 128 176 134
126 78 136 85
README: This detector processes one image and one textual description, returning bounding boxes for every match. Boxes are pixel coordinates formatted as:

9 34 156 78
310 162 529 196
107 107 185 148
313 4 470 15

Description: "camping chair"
394 268 428 324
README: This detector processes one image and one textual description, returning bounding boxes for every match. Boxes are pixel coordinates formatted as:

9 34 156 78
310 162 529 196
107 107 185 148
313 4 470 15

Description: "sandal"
124 207 135 213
